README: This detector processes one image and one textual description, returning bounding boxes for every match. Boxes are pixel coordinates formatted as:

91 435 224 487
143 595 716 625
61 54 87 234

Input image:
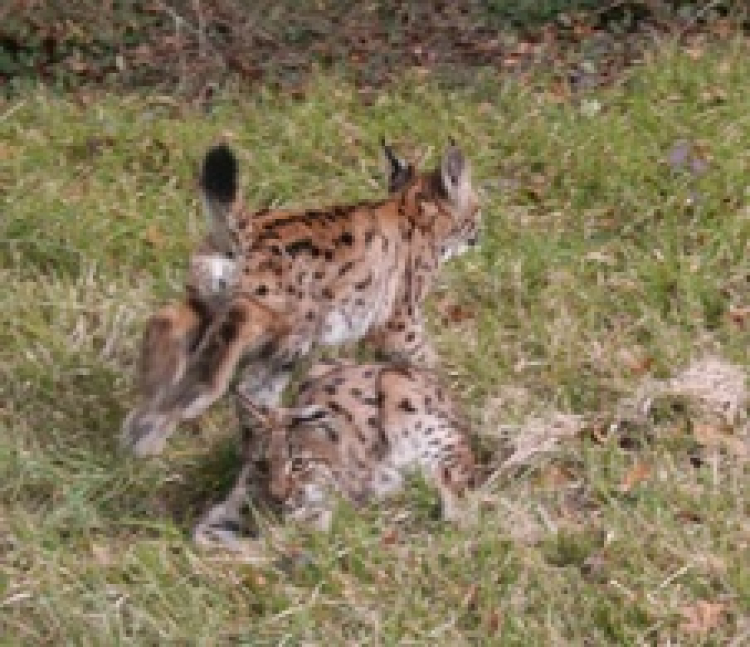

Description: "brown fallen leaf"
620 462 651 494
487 608 502 633
381 527 398 546
435 296 476 325
728 306 750 328
619 348 653 376
462 583 479 611
679 600 725 635
143 225 165 248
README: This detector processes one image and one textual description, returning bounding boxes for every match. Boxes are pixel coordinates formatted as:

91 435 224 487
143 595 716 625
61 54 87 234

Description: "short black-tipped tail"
201 144 238 204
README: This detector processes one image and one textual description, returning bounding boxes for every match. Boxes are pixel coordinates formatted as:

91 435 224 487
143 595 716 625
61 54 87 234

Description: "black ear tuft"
201 144 238 204
382 139 414 193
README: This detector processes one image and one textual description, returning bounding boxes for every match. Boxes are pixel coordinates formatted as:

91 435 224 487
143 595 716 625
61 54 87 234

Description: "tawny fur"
193 361 476 547
123 141 481 456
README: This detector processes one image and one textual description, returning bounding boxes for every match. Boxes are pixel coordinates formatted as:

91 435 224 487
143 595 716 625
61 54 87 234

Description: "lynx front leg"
193 464 256 551
364 307 438 368
121 295 284 456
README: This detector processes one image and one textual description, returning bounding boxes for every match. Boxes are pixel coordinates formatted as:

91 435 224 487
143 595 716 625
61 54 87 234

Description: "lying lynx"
123 140 481 456
194 361 476 548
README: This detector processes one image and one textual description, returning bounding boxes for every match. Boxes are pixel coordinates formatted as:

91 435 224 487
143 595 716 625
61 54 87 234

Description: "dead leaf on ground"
462 583 479 611
380 527 399 546
619 462 651 493
143 225 165 248
728 306 750 328
619 348 653 376
693 423 748 460
487 608 502 633
679 600 726 635
435 297 476 325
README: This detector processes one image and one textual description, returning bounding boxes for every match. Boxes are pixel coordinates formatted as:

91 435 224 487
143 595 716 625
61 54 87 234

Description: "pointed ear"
382 138 413 193
440 142 471 207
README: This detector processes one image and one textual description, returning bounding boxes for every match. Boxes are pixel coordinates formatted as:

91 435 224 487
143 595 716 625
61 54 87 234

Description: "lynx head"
386 140 481 262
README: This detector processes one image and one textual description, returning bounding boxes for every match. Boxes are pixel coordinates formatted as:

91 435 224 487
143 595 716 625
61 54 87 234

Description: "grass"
2 39 750 644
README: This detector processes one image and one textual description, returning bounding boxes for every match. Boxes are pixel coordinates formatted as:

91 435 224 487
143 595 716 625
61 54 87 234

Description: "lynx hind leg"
120 302 204 455
137 301 203 397
122 295 284 456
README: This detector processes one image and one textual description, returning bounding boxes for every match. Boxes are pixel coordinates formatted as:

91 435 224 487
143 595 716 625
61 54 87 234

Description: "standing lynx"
122 140 481 456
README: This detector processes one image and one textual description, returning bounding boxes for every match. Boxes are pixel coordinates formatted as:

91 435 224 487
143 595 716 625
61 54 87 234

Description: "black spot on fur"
255 284 268 296
324 249 334 261
339 232 354 246
339 261 355 276
398 398 417 413
354 274 373 291
322 423 339 442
